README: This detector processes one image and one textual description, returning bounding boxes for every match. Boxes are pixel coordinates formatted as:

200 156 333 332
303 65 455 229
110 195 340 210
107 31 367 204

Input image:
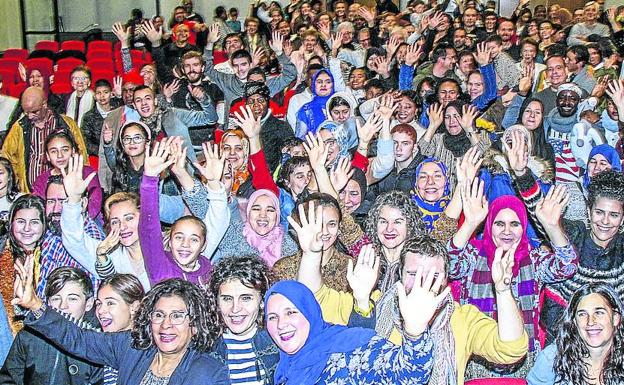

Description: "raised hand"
168 136 187 176
504 129 529 176
606 79 624 112
96 226 121 260
357 6 376 25
591 75 610 98
460 104 479 133
330 157 354 192
207 23 221 44
193 142 226 183
60 154 96 204
252 46 266 67
491 244 516 293
428 11 443 30
163 79 181 101
231 105 261 139
269 31 284 55
142 20 162 46
18 63 26 83
427 103 444 131
397 266 451 337
318 20 331 40
347 244 380 309
404 44 423 67
143 137 175 177
113 76 123 98
473 42 492 67
288 200 323 254
356 112 384 145
188 85 206 101
370 56 390 77
376 94 397 120
386 35 401 58
536 184 568 229
283 39 293 57
331 31 345 51
303 132 328 170
518 64 535 96
12 255 43 311
456 146 483 184
112 22 130 46
102 122 114 145
461 177 488 226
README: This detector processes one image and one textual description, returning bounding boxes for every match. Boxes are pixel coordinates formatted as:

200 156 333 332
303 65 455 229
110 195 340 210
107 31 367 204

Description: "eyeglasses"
71 76 88 82
150 311 190 325
122 135 146 145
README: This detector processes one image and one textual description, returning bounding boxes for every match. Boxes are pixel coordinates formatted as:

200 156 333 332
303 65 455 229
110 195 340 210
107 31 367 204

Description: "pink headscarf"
26 64 52 96
470 195 531 278
243 189 284 268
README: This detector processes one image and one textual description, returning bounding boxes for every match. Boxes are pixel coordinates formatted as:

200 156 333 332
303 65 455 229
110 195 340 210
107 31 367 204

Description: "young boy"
0 267 103 384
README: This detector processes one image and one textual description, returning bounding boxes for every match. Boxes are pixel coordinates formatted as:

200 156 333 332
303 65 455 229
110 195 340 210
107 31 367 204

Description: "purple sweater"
139 175 212 287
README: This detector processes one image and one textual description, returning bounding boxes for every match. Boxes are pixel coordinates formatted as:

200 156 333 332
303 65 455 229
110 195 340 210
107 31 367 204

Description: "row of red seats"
1 41 153 97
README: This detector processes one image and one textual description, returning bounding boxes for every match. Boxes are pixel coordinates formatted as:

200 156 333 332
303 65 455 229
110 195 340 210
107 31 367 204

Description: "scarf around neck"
546 108 577 134
66 89 94 127
411 158 451 232
243 189 285 268
265 281 375 385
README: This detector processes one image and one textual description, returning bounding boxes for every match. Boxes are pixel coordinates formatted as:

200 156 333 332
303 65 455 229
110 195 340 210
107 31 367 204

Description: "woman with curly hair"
538 170 624 344
528 283 624 385
12 273 229 385
209 255 280 384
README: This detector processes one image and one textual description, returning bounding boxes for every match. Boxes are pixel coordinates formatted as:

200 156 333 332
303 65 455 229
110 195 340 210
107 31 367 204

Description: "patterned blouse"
316 332 434 385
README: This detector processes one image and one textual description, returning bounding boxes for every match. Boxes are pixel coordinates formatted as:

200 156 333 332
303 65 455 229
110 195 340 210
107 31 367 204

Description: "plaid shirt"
38 217 105 297
448 240 578 352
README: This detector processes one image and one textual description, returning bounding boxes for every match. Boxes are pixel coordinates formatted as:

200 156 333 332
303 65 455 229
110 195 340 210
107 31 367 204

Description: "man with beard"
154 18 200 68
97 70 143 192
240 82 293 173
411 43 459 90
565 45 596 96
497 19 521 61
182 0 207 51
545 83 599 220
39 175 103 293
150 43 225 146
462 7 488 43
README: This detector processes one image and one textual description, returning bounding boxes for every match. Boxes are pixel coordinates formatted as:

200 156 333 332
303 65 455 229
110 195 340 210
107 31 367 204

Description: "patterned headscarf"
411 158 451 232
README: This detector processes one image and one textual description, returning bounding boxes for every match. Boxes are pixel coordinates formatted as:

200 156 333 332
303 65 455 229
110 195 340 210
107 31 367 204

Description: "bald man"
2 86 88 192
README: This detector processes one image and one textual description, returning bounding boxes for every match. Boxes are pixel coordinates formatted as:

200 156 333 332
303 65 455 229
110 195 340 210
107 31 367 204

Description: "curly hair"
209 256 270 335
131 279 219 352
365 190 426 252
554 283 624 385
587 169 624 209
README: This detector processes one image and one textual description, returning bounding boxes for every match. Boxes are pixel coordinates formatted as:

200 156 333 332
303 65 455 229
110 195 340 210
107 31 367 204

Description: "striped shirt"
548 132 580 183
27 110 56 188
223 327 265 385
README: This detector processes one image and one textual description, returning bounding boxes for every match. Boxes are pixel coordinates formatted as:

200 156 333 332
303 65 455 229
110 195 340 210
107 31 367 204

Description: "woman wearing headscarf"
295 68 335 139
448 179 578 378
213 188 298 267
411 158 452 232
264 279 438 385
419 101 491 190
581 143 622 192
219 128 251 197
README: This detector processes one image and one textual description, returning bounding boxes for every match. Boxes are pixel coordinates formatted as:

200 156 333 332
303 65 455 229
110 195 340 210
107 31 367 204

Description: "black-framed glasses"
122 136 146 145
150 311 190 325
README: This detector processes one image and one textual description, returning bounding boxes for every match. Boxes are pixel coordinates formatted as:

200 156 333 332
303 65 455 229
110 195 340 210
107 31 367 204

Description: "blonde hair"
104 192 140 221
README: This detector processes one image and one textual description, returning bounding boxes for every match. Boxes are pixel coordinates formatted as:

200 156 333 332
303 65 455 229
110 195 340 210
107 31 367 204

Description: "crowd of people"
0 0 624 383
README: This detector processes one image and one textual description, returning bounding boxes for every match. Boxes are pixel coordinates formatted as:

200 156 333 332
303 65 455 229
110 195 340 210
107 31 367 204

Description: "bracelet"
31 303 47 319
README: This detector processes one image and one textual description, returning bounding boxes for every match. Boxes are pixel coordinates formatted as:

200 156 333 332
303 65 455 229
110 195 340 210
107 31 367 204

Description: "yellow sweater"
314 284 529 385
2 114 88 192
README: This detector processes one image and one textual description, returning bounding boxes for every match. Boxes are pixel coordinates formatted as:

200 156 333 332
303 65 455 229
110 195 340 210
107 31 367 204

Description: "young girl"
104 121 151 194
32 131 102 220
138 138 229 286
95 274 145 385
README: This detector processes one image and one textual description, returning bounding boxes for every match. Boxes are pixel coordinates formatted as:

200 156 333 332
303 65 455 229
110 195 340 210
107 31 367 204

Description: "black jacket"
0 326 103 385
260 113 294 174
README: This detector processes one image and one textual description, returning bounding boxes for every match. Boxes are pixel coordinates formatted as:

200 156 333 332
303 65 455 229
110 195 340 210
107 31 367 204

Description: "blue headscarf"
582 144 622 189
265 280 375 385
296 68 335 138
411 158 451 231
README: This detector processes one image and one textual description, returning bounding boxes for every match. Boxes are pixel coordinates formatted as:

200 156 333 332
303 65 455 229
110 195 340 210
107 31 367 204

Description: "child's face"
46 137 75 170
169 218 205 270
48 281 94 320
95 86 112 107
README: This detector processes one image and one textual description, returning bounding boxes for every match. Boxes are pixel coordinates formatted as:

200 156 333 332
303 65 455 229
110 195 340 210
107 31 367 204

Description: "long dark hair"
0 157 20 203
516 97 554 162
131 279 219 352
7 195 46 260
554 283 624 385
